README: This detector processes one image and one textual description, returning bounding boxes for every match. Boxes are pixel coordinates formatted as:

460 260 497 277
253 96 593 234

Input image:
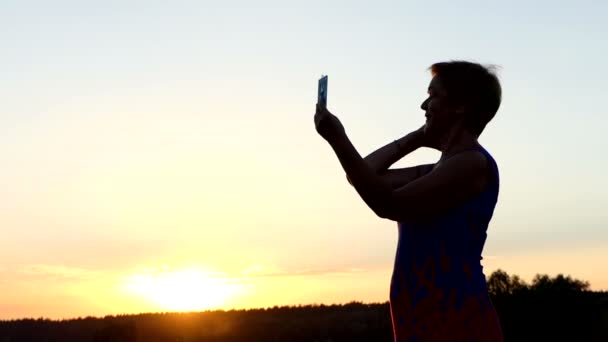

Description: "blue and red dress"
389 145 504 341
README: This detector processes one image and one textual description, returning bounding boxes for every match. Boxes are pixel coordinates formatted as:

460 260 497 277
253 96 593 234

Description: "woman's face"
420 76 463 141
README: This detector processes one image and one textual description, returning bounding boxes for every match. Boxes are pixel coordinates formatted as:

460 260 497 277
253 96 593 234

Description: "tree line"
1 270 607 341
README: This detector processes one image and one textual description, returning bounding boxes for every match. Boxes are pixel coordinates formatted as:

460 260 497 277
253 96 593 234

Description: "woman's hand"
314 103 346 143
413 124 441 150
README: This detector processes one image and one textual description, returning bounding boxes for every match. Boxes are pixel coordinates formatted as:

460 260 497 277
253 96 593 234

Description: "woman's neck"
439 125 480 161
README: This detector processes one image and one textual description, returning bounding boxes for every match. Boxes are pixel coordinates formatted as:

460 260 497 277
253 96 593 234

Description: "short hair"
429 61 502 136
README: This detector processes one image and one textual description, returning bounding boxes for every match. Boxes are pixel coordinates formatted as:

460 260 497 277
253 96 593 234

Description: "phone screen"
317 75 328 107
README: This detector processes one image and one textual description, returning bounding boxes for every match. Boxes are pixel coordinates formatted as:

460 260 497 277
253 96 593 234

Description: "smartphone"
317 75 328 108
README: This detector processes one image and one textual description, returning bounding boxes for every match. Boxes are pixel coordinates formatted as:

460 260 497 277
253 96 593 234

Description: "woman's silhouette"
314 61 503 341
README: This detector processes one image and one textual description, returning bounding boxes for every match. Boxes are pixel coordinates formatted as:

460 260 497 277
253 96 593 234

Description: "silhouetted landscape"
1 270 607 342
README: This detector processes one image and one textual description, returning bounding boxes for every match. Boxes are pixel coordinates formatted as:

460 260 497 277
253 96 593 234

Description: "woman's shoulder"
477 145 499 175
475 145 500 196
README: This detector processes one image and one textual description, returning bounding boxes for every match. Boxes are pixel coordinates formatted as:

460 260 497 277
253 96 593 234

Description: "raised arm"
380 151 490 223
375 164 436 189
364 130 424 174
347 127 435 189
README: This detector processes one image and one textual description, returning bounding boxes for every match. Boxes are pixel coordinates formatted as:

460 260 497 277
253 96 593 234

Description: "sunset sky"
1 0 607 319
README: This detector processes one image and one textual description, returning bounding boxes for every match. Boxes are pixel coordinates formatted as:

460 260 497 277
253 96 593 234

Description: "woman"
314 61 504 341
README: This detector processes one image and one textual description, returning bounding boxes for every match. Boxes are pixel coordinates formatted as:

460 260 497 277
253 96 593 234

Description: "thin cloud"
15 264 104 281
240 265 368 278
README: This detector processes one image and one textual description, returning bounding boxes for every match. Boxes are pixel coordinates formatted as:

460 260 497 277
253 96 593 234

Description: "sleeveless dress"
389 145 504 341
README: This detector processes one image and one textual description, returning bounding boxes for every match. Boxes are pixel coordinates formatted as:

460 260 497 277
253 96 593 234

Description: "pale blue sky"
0 0 607 318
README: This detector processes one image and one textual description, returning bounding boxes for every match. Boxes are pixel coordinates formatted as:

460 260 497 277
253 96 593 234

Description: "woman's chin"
423 123 432 135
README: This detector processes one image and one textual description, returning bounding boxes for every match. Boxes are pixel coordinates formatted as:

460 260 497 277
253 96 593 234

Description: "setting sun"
122 267 242 312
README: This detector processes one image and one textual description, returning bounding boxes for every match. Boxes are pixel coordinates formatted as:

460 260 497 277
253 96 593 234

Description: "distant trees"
93 320 136 342
530 273 590 293
487 269 590 296
487 269 606 341
487 269 527 295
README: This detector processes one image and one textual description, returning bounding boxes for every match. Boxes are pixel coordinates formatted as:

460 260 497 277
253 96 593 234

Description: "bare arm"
348 164 436 189
347 128 434 189
381 151 490 223
376 164 436 189
364 130 423 174
329 131 394 219
330 128 489 222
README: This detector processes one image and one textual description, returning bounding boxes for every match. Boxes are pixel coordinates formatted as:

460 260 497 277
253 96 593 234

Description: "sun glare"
123 267 240 312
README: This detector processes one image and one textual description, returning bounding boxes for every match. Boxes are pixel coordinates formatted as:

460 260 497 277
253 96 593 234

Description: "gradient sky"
1 0 607 319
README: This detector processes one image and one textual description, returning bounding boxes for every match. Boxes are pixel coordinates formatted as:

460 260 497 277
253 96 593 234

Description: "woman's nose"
421 98 429 111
